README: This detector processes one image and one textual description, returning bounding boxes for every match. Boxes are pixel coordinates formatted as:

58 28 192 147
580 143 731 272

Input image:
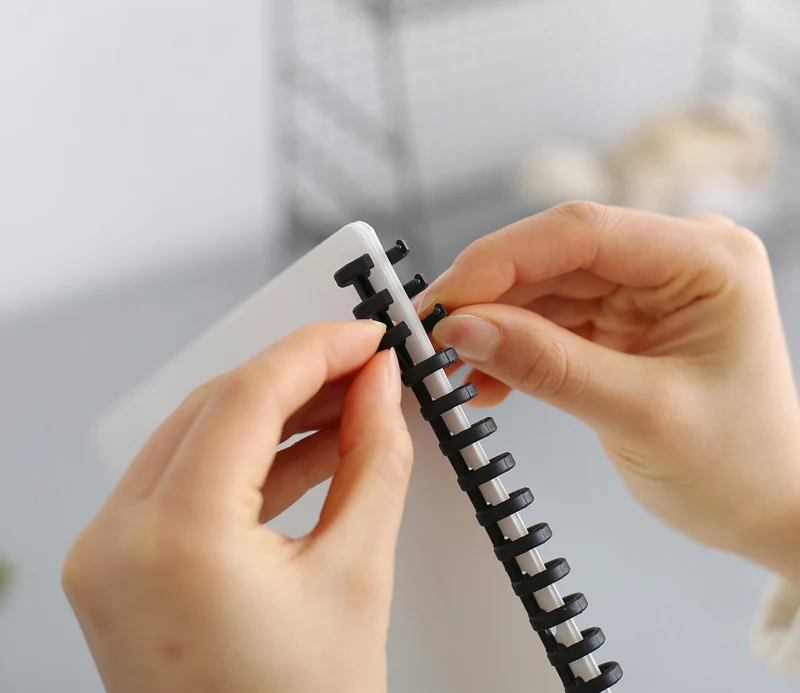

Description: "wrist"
737 468 800 583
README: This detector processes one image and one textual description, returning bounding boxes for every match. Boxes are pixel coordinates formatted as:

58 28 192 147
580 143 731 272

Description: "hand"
418 202 800 581
63 321 412 693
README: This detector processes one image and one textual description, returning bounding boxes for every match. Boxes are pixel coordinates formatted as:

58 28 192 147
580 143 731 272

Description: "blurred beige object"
517 94 780 226
610 94 780 216
516 139 614 208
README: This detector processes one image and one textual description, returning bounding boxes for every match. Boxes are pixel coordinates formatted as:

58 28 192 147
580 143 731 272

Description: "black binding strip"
420 383 478 421
334 249 623 693
548 628 606 668
476 488 534 527
530 593 588 632
334 254 374 287
439 417 497 457
513 558 571 597
352 289 393 320
494 522 553 562
401 348 459 387
421 304 448 334
379 322 412 351
457 452 515 492
568 663 623 693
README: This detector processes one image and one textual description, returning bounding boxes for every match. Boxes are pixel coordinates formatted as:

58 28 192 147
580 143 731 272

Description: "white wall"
2 0 797 320
0 0 273 318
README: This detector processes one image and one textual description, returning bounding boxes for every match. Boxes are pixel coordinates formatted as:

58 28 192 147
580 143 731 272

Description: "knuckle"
296 322 328 343
724 225 769 262
516 337 581 401
551 201 609 262
554 200 612 232
217 362 275 407
458 232 506 271
61 527 101 605
182 374 227 409
378 428 414 490
714 226 772 294
365 426 414 498
222 365 260 398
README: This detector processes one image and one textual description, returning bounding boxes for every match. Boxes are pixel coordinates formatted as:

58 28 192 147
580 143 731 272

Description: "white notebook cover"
97 222 558 692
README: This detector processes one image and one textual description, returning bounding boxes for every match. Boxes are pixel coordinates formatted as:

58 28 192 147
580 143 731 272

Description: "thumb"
432 304 670 435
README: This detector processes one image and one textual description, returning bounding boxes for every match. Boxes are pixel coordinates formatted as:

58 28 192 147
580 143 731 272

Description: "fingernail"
385 349 402 402
432 314 501 363
363 319 387 332
356 319 388 342
417 267 454 316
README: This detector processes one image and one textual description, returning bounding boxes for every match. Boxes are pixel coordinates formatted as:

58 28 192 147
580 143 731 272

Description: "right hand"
418 202 800 581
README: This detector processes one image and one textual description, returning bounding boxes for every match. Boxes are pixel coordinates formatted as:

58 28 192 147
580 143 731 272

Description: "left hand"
62 320 413 693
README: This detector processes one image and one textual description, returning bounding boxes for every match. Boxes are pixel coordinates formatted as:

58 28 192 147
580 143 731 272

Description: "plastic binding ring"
385 240 409 265
353 289 394 320
421 304 448 334
547 628 606 668
403 274 428 299
439 417 497 457
379 322 412 351
567 662 623 693
420 383 478 421
401 348 459 387
512 558 571 597
494 522 553 562
476 488 534 527
530 593 589 632
334 254 374 287
457 452 516 492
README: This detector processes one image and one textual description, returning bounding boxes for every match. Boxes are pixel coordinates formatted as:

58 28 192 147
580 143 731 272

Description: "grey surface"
1 234 800 692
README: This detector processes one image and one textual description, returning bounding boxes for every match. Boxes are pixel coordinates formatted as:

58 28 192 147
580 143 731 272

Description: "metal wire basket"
275 0 800 273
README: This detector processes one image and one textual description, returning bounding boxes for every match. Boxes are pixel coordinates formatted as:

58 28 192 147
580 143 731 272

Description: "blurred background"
2 1 800 691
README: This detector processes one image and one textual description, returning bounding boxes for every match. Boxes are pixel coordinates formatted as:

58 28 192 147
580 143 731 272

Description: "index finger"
420 202 723 313
155 320 386 518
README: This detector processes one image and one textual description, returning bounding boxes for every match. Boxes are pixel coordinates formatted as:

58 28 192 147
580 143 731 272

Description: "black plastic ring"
420 383 478 421
385 240 409 265
457 453 516 492
421 304 448 333
530 593 588 632
494 522 552 562
567 662 623 693
403 274 428 299
547 628 606 668
512 557 571 597
476 488 534 527
352 289 393 320
379 322 411 351
401 348 459 387
334 254 373 287
439 418 497 457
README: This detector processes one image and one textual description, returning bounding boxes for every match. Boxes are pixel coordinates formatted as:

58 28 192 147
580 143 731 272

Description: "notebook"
97 222 622 693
